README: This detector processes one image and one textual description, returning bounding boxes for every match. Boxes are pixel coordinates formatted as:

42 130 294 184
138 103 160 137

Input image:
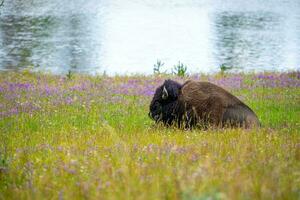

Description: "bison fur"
149 79 260 129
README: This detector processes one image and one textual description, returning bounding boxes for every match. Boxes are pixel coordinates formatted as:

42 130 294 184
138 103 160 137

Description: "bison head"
149 79 182 125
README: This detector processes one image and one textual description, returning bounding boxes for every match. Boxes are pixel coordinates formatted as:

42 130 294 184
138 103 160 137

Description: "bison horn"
162 86 168 99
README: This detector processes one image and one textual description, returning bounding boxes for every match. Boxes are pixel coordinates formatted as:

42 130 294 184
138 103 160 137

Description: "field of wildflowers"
0 71 299 199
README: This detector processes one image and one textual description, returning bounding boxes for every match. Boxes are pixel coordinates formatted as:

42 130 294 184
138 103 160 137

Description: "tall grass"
0 71 299 200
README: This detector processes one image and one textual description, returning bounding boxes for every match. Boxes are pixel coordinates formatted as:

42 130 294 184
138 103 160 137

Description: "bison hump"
181 81 243 107
181 82 210 104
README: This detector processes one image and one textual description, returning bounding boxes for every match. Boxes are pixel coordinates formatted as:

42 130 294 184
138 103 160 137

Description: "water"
0 0 299 75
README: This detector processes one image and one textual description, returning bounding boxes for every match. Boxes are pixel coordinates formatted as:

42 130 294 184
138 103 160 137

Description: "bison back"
180 81 260 128
181 81 242 107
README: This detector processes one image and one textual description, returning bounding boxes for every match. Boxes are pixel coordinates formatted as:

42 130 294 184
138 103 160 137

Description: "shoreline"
0 68 299 77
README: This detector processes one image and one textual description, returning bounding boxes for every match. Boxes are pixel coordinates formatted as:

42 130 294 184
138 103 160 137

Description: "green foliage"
173 61 188 77
153 60 164 74
0 155 8 169
182 189 225 200
0 72 299 200
219 63 233 74
66 70 73 80
0 153 8 182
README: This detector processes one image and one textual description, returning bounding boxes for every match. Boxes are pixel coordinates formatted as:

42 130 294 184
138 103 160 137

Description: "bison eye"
154 102 162 110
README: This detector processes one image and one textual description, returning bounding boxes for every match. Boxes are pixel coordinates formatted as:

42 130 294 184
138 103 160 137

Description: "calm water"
0 0 299 75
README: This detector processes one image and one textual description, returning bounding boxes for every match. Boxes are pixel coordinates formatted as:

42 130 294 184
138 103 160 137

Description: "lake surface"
0 0 299 75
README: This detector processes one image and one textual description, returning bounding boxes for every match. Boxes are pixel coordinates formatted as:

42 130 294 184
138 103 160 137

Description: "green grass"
0 71 299 200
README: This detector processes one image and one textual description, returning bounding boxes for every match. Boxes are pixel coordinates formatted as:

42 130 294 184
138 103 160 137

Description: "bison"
149 79 260 129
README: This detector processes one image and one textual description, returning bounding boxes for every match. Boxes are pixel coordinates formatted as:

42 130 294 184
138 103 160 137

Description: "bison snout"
148 112 155 119
149 112 161 122
148 112 152 119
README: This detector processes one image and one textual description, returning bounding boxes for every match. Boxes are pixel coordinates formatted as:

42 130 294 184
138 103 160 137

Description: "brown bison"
149 79 260 129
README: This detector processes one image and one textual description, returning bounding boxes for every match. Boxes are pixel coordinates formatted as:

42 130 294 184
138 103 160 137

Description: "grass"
0 71 299 200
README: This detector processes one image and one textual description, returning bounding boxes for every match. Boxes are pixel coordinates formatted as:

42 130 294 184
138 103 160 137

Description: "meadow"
0 70 299 200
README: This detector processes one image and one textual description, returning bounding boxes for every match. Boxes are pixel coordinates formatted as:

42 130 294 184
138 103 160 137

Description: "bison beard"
149 79 260 129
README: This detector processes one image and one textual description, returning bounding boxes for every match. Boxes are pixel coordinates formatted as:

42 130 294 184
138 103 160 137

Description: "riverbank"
0 71 299 199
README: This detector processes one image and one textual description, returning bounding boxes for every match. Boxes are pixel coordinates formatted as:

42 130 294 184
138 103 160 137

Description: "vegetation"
219 64 234 75
153 60 165 75
0 71 299 200
173 62 188 77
